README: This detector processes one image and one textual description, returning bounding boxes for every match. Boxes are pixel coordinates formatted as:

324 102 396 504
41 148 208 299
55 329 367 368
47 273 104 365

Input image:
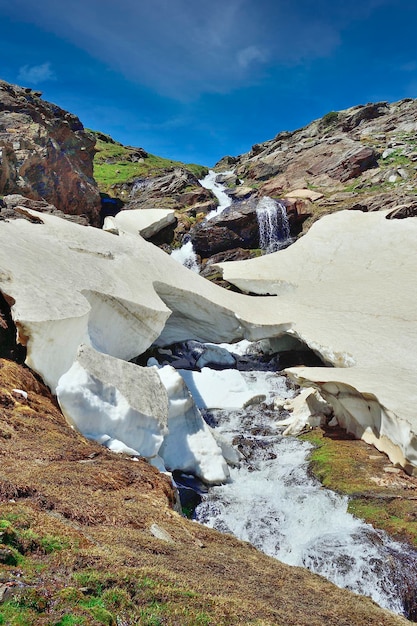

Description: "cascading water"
170 236 200 272
171 170 233 269
199 170 233 220
256 196 292 253
193 372 417 618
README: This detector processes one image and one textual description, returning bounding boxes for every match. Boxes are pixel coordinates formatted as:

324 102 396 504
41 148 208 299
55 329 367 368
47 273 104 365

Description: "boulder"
125 168 214 212
0 80 101 224
191 201 259 257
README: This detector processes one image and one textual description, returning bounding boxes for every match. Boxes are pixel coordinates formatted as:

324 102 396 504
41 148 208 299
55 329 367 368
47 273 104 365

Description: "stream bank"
301 426 417 547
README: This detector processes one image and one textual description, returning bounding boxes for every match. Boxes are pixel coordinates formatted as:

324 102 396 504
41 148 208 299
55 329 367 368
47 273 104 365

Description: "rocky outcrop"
0 80 101 224
0 194 90 225
190 196 307 259
307 145 378 182
124 167 215 214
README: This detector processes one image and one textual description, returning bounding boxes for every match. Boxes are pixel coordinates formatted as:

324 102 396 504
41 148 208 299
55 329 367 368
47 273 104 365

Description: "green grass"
91 132 208 192
301 430 417 546
379 148 411 167
320 110 339 129
342 180 398 194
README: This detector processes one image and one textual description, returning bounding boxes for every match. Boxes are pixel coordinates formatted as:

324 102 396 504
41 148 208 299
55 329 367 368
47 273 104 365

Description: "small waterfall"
171 171 233 270
199 170 233 220
170 237 199 272
256 196 291 253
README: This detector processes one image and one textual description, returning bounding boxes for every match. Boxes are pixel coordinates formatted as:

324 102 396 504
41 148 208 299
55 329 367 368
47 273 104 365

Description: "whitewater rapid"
193 372 417 618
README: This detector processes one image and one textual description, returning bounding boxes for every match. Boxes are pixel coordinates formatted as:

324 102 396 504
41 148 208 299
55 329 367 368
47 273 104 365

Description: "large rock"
216 209 417 474
0 80 100 224
307 146 378 182
191 201 260 256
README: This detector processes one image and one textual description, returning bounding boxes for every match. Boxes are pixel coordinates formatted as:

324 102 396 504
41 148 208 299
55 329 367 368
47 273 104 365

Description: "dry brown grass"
0 359 411 625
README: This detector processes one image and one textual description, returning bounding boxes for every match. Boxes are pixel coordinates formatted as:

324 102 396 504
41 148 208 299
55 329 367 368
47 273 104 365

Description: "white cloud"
237 46 266 68
17 62 56 85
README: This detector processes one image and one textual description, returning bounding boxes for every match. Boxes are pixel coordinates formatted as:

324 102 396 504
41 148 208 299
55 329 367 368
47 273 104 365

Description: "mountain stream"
190 369 417 619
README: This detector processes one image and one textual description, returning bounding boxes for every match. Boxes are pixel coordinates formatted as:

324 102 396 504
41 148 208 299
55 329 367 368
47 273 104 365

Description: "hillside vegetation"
90 130 208 196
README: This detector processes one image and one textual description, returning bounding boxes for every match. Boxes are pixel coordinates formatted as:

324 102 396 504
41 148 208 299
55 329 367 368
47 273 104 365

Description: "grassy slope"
90 131 208 194
0 360 409 626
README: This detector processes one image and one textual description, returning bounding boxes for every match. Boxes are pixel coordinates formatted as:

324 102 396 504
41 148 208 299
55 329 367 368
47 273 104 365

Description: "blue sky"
1 0 416 166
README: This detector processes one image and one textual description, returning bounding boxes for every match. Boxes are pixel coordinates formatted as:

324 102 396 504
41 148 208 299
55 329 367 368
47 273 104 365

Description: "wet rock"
191 201 259 257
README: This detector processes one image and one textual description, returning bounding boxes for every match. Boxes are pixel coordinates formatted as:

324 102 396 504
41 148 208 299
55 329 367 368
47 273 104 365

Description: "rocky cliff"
0 80 101 224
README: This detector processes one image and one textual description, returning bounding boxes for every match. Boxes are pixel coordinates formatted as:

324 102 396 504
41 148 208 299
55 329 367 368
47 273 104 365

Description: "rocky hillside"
0 81 101 225
136 98 416 274
91 130 215 240
222 98 417 229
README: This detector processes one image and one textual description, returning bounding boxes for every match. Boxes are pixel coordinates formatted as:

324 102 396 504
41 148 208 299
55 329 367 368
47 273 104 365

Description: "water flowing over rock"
194 397 417 618
170 238 200 272
256 196 292 252
222 98 417 235
199 169 234 220
0 80 101 224
123 167 214 213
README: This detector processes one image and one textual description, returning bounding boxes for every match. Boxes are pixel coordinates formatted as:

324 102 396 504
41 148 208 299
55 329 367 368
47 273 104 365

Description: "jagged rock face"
0 80 101 224
0 194 90 225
